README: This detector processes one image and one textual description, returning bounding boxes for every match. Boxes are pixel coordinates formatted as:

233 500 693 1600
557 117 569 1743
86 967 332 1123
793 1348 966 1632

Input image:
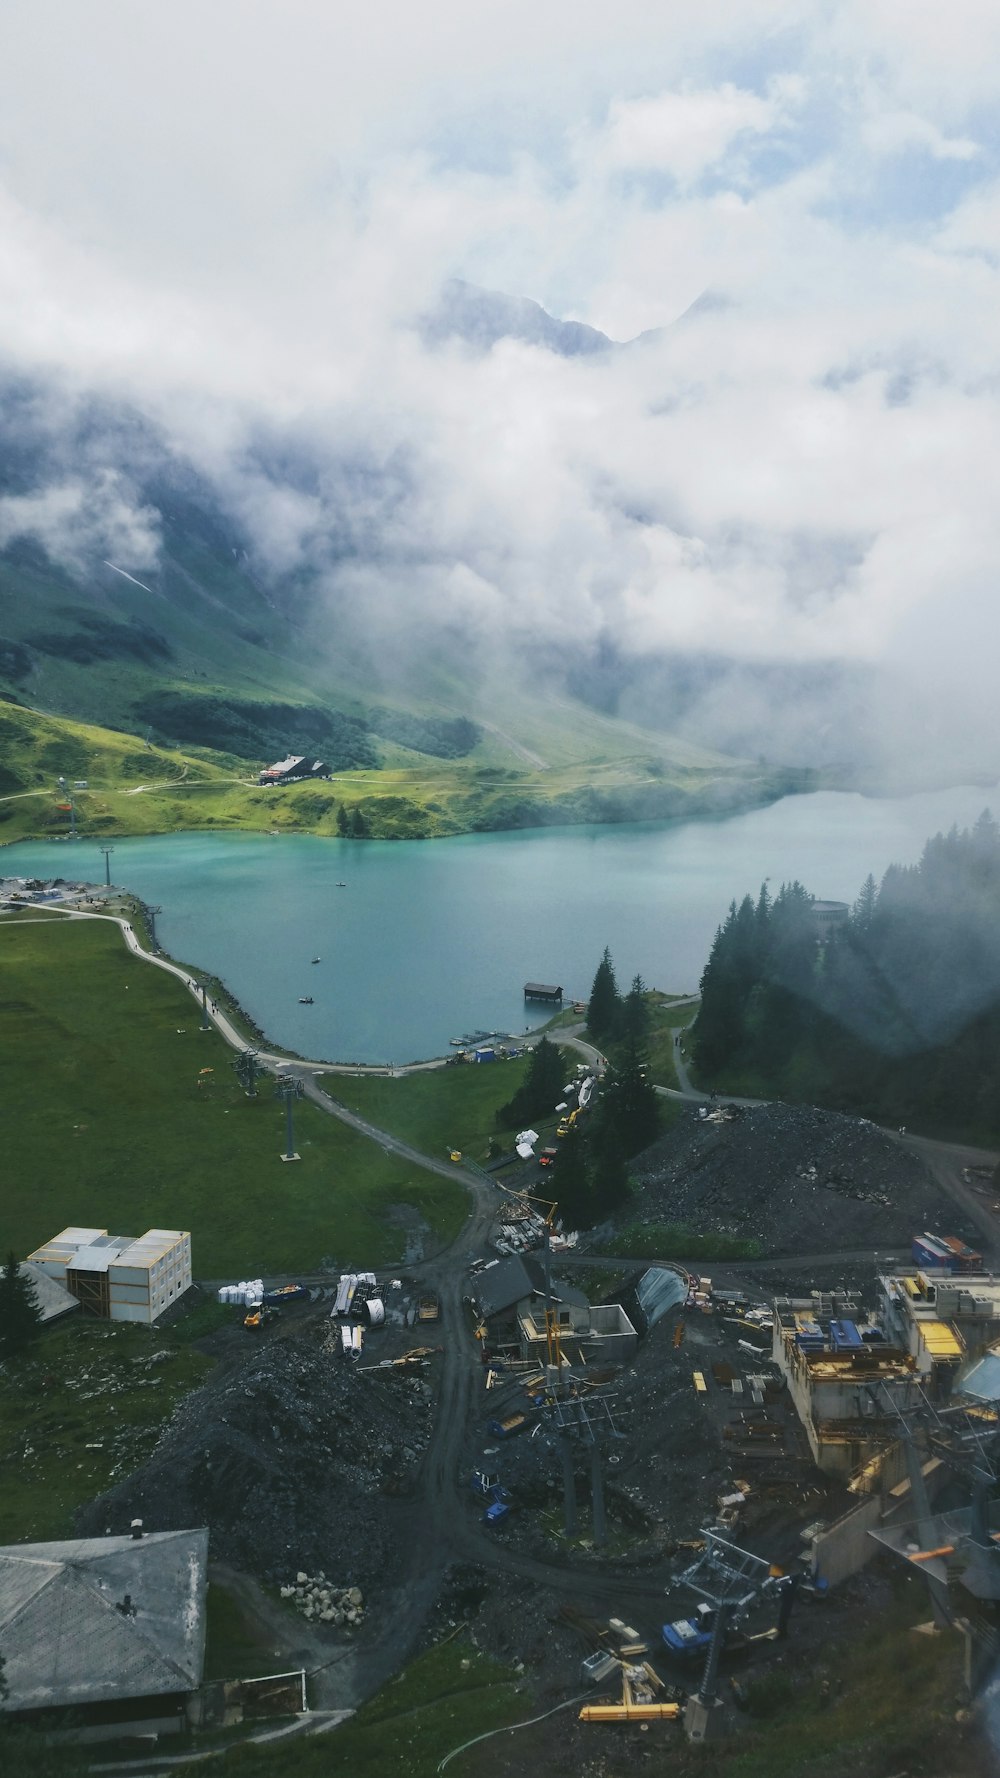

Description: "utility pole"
274 1074 304 1161
99 845 115 889
233 1048 260 1098
194 983 210 1031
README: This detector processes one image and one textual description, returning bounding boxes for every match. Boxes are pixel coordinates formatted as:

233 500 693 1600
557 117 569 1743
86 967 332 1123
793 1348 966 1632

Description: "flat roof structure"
28 1228 192 1325
0 1529 209 1714
28 1228 108 1268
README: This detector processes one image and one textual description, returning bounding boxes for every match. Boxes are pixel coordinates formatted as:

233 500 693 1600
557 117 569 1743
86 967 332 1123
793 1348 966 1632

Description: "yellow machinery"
580 1664 680 1724
244 1305 278 1331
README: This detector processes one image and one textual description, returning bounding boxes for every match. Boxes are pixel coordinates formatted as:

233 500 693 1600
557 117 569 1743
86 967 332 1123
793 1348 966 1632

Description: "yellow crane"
506 1190 562 1370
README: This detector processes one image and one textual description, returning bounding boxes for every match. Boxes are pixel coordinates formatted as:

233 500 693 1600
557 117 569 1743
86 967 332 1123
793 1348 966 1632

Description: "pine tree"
350 806 369 838
336 804 350 836
0 1254 42 1359
599 1037 660 1157
497 1036 565 1127
552 1124 595 1227
587 947 621 1040
851 873 878 934
621 974 650 1046
591 1125 630 1217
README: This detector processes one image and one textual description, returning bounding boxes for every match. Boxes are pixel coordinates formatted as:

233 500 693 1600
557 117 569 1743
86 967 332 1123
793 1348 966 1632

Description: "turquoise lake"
7 782 997 1063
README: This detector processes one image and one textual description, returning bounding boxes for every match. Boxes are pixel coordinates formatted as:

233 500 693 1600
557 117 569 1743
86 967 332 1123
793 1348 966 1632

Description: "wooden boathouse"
523 981 563 1003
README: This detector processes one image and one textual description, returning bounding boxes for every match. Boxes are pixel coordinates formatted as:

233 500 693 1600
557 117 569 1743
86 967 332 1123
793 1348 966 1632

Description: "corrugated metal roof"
634 1267 688 1330
0 1530 209 1712
960 1348 1000 1403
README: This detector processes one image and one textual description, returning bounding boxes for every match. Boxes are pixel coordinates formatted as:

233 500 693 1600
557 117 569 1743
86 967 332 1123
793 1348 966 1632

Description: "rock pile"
281 1574 365 1626
75 1334 434 1590
628 1102 952 1252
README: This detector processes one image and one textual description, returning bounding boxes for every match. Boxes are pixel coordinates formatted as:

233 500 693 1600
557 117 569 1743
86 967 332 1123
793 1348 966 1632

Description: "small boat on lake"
298 996 314 1005
311 956 321 963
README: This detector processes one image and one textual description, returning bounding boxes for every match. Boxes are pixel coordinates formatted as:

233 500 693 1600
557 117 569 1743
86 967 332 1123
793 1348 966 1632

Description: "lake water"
7 782 997 1063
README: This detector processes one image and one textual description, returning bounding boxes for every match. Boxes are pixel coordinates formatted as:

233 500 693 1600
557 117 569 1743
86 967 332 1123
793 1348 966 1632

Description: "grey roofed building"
470 1255 545 1320
0 1528 209 1713
470 1256 588 1321
18 1261 79 1326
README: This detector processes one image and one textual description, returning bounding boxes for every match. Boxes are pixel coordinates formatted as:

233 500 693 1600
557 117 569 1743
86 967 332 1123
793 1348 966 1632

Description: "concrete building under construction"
772 1298 920 1476
27 1227 192 1324
877 1268 1000 1391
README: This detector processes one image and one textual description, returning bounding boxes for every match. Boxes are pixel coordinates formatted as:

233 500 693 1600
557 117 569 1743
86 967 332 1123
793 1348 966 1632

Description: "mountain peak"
418 278 615 358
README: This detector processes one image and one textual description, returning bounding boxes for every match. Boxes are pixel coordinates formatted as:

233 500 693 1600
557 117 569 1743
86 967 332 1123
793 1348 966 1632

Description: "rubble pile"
281 1574 365 1625
76 1336 434 1589
630 1103 947 1251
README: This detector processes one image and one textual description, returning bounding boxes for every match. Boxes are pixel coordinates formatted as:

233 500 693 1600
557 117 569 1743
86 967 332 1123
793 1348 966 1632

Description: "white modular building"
27 1227 192 1324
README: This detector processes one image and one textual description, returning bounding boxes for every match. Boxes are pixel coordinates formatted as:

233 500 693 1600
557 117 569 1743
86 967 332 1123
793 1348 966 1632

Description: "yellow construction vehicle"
244 1305 279 1331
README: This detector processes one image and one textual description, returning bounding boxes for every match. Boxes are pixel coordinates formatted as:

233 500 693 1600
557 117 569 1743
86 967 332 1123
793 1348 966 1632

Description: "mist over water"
9 783 995 1063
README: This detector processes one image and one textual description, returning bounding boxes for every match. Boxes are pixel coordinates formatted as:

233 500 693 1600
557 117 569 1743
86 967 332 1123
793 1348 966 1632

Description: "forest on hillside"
692 811 1000 1135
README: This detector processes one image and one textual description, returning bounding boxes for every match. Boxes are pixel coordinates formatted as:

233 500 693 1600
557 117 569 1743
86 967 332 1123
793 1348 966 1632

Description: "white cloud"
1 4 1000 774
860 109 979 163
0 473 162 574
595 78 803 184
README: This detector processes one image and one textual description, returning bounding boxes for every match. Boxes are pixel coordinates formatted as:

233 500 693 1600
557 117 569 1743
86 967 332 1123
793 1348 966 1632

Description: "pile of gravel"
75 1335 434 1588
629 1103 947 1252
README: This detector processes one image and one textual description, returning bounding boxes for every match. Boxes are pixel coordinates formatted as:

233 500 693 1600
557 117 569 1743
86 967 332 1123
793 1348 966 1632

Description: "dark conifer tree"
591 1125 630 1217
497 1036 565 1127
336 804 350 836
0 1253 42 1359
553 1123 595 1227
851 873 878 933
599 1036 660 1157
587 947 621 1040
621 974 650 1046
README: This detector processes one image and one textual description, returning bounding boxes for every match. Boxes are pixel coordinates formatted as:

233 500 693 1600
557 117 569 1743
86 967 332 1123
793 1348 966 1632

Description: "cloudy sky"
2 1 1000 770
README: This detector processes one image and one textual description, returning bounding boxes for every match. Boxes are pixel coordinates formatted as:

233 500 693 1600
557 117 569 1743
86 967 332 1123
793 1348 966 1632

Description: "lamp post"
194 982 210 1031
147 905 162 950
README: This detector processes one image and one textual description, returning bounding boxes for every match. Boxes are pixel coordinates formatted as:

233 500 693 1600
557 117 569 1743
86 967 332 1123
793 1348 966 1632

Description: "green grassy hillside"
0 913 466 1272
0 697 812 847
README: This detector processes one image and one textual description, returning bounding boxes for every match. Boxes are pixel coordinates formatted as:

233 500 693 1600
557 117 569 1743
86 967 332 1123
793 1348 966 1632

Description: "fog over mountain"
2 2 1000 783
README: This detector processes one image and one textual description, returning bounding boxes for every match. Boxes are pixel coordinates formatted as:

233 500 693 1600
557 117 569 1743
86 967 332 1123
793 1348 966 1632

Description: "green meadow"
0 915 466 1275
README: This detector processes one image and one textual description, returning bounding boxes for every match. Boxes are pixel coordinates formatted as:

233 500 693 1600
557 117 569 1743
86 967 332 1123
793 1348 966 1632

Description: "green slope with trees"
691 811 1000 1139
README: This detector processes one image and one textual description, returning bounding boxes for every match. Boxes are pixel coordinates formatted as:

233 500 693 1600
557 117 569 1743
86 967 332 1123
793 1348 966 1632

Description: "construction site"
48 1078 999 1776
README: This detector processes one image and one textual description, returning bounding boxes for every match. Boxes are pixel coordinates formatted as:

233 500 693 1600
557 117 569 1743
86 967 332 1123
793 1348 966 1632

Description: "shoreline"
2 894 569 1076
0 763 822 851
